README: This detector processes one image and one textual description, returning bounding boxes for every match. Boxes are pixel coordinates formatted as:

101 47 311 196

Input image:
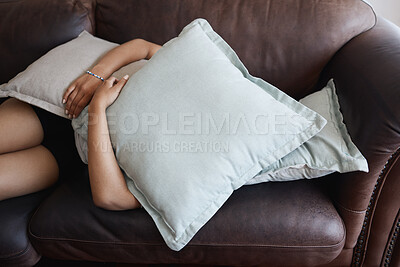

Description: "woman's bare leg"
0 98 58 200
0 145 58 201
0 98 44 154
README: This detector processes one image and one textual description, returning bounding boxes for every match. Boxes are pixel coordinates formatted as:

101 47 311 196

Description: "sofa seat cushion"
29 173 345 266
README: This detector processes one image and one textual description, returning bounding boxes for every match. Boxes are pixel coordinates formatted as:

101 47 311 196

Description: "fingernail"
65 110 69 115
62 99 66 104
123 74 129 80
73 114 76 119
68 114 72 119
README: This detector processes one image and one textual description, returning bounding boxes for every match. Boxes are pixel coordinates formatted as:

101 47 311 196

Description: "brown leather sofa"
1 0 399 266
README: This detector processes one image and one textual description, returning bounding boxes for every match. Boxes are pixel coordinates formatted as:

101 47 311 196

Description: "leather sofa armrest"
319 17 400 250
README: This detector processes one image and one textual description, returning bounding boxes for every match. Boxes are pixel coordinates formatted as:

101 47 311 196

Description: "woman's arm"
87 39 161 79
63 39 161 118
86 40 161 210
87 76 139 210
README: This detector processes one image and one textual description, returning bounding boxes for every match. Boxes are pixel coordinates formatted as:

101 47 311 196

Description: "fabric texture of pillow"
0 31 146 118
72 18 326 251
246 79 369 185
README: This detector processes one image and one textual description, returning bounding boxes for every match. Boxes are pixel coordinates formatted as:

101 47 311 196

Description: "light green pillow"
72 18 326 251
247 79 368 185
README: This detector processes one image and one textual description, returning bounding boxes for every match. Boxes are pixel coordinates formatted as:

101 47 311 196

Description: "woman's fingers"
65 75 128 117
113 75 129 93
106 75 129 106
63 74 104 117
72 96 92 118
69 93 86 118
65 89 79 116
74 96 92 117
105 76 117 86
63 84 76 104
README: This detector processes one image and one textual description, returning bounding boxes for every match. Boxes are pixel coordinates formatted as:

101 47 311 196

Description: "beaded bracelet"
86 70 105 81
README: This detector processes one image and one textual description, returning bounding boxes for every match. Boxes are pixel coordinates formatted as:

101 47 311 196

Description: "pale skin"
0 38 161 208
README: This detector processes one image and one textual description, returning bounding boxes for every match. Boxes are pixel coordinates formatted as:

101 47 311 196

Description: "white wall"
367 0 400 26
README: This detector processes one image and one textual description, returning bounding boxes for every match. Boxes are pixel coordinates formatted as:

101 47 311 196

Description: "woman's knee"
35 145 59 184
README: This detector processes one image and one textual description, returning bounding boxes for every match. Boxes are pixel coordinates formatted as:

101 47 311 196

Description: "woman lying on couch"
0 38 161 210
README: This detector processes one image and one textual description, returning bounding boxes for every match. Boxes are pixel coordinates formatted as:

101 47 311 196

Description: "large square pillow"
72 18 326 251
246 79 369 185
74 77 368 182
0 31 147 118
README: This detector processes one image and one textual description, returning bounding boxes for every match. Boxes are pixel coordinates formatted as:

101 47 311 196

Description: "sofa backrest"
94 0 376 98
1 0 375 99
0 0 95 84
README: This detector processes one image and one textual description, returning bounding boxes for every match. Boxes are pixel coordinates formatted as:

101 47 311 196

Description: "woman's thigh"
0 98 44 154
0 145 58 201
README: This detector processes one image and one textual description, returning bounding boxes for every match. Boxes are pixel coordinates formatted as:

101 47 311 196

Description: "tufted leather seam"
381 208 400 266
352 148 400 266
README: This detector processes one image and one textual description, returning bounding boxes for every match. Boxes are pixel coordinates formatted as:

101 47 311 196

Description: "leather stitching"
352 148 400 266
28 235 346 250
334 200 366 214
381 210 400 266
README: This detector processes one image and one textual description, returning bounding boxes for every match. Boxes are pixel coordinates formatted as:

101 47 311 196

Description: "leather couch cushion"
0 0 94 84
95 0 375 99
29 173 345 266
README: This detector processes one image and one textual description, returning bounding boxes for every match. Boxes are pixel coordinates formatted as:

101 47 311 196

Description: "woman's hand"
62 39 161 118
63 72 104 118
89 75 129 112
